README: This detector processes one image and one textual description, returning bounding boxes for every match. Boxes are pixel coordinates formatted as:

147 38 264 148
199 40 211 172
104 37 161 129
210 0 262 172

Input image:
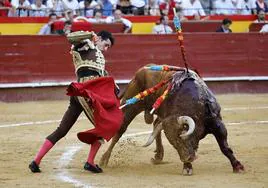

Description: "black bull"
100 66 245 175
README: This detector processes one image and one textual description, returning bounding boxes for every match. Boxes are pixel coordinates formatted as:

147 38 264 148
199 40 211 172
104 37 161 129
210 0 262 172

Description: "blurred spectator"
38 12 58 34
255 0 268 13
152 15 173 34
105 9 132 33
62 0 79 14
30 0 47 16
159 0 176 16
97 0 113 16
180 0 206 17
199 0 213 14
175 6 188 20
236 0 257 15
214 0 236 15
11 0 31 17
73 15 88 21
253 10 268 22
59 9 75 22
88 10 106 22
145 0 161 15
0 0 14 16
131 0 146 15
79 0 98 17
260 23 268 32
116 0 133 14
56 20 73 35
46 0 65 16
216 18 232 32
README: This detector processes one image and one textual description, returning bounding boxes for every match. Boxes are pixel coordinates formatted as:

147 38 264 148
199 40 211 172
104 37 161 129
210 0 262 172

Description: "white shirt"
152 24 173 34
11 0 31 17
236 0 256 15
88 17 106 23
38 23 52 35
46 0 65 16
109 0 118 6
30 4 47 16
130 0 145 8
147 3 161 15
11 0 30 8
105 16 132 28
62 0 79 11
79 0 98 17
260 24 268 32
181 0 206 16
214 0 236 15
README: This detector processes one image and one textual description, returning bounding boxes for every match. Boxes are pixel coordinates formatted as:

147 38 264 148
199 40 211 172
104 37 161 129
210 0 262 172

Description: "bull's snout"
184 154 197 163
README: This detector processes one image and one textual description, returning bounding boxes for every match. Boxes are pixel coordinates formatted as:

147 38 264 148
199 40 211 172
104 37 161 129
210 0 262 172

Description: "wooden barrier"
0 33 268 85
169 21 222 32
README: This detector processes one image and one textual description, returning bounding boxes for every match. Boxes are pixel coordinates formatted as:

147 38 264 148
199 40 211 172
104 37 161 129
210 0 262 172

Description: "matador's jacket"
66 31 123 144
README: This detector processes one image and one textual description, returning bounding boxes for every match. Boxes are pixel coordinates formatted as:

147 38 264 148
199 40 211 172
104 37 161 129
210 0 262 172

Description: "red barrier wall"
1 33 268 101
1 33 267 85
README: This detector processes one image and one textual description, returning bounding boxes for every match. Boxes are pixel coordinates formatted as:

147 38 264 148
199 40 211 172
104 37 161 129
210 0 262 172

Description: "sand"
0 94 267 188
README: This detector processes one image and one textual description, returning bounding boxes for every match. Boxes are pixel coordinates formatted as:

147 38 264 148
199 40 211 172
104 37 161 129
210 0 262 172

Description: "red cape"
66 76 123 144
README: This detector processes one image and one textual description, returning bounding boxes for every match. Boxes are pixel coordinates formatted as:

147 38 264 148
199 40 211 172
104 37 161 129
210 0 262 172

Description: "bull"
100 65 244 175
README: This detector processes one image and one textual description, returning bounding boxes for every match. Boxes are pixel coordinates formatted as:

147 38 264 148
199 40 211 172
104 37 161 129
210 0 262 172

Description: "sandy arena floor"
0 94 268 188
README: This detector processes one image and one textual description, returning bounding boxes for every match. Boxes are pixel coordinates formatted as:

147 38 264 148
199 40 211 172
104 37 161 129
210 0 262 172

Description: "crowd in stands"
1 0 268 34
38 8 132 34
0 0 268 18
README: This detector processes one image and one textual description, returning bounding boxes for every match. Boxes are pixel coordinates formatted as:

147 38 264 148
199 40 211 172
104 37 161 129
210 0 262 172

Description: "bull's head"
143 116 197 163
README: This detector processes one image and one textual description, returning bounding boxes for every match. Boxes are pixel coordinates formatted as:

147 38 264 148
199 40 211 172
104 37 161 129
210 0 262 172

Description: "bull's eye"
183 124 188 130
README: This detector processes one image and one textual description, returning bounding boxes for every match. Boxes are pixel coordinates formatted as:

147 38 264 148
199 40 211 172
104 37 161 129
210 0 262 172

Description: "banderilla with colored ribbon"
173 8 189 73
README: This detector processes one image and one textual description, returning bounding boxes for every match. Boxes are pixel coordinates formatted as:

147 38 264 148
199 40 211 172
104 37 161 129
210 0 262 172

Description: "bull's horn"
177 116 195 137
143 124 163 147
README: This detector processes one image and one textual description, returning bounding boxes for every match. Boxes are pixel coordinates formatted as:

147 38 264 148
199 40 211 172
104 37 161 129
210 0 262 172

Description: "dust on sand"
0 94 267 188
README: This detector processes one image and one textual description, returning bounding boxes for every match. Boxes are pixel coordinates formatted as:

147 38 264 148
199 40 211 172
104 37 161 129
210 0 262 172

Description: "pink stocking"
34 139 54 165
87 141 101 166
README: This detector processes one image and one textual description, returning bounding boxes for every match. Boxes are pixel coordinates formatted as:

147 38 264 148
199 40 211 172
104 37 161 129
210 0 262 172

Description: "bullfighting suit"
29 31 123 173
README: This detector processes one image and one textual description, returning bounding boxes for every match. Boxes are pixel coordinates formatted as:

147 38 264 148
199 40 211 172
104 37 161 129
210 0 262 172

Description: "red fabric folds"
66 76 123 144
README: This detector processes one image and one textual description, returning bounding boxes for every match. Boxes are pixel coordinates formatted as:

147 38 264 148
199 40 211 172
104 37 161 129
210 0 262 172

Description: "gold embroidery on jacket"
72 49 105 76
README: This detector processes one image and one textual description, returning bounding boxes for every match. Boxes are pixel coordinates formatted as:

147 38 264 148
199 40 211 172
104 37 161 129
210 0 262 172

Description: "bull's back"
165 79 206 117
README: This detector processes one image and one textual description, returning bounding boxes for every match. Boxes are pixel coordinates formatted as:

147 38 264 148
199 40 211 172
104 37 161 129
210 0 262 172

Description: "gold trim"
72 51 105 76
77 76 100 126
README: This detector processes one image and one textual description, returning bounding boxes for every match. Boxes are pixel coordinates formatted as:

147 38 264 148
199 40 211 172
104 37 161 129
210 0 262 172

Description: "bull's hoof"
152 151 163 164
99 152 111 167
182 163 193 176
233 161 245 173
151 157 163 165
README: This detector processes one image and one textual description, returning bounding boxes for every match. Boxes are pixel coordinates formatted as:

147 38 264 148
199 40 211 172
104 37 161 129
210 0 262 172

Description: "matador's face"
96 38 112 52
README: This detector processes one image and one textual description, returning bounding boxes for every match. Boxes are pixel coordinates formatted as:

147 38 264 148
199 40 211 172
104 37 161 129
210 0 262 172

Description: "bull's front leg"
151 131 164 164
211 119 245 173
100 120 129 167
150 118 164 164
100 132 121 167
100 105 143 167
